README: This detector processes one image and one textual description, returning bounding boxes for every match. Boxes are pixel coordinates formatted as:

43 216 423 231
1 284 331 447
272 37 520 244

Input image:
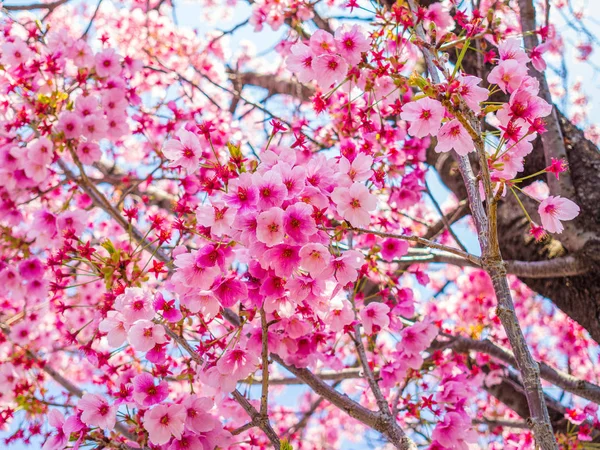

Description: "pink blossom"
299 243 331 277
498 38 530 65
1 39 32 67
309 30 336 55
196 202 235 236
143 403 186 445
216 347 257 380
538 196 580 233
435 119 474 156
163 129 202 173
400 320 437 356
337 153 373 187
327 298 354 332
154 292 183 323
182 395 218 434
256 207 285 246
313 54 348 89
400 97 445 138
95 48 121 78
331 182 378 227
181 290 220 319
283 202 317 244
334 25 369 65
56 111 82 140
223 173 258 212
18 258 44 280
81 116 108 141
286 42 315 83
76 141 102 165
531 42 550 71
128 320 168 352
41 410 67 450
381 238 409 262
253 171 287 209
487 59 527 93
99 311 128 347
78 394 116 430
323 249 364 286
360 303 390 334
432 411 477 450
214 277 248 308
132 372 168 406
172 251 220 289
457 75 489 113
114 287 155 323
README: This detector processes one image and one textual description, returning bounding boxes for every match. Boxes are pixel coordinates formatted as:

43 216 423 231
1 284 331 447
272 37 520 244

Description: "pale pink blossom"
435 119 474 156
360 303 390 334
196 202 235 236
286 42 315 83
95 48 121 78
498 38 530 65
256 207 285 246
163 129 202 173
99 311 128 347
78 394 116 430
1 39 32 67
309 30 336 55
143 403 186 445
337 153 373 186
128 320 168 352
334 25 370 65
488 59 527 93
313 54 348 89
400 97 445 138
331 182 378 227
538 196 580 233
299 243 331 277
457 75 489 113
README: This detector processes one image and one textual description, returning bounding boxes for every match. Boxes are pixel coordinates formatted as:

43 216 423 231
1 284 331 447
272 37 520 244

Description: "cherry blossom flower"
78 394 116 430
196 202 235 236
299 243 331 277
182 395 218 434
360 303 390 335
457 75 489 114
487 59 527 93
286 42 315 83
132 372 168 406
381 238 409 262
128 320 168 352
309 30 336 55
256 207 285 246
283 202 317 244
400 97 445 138
163 129 203 173
313 54 348 89
538 196 580 233
334 25 369 65
99 311 128 347
1 39 32 66
331 182 378 227
435 119 474 156
143 404 186 445
213 277 248 307
95 48 121 78
498 38 531 65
